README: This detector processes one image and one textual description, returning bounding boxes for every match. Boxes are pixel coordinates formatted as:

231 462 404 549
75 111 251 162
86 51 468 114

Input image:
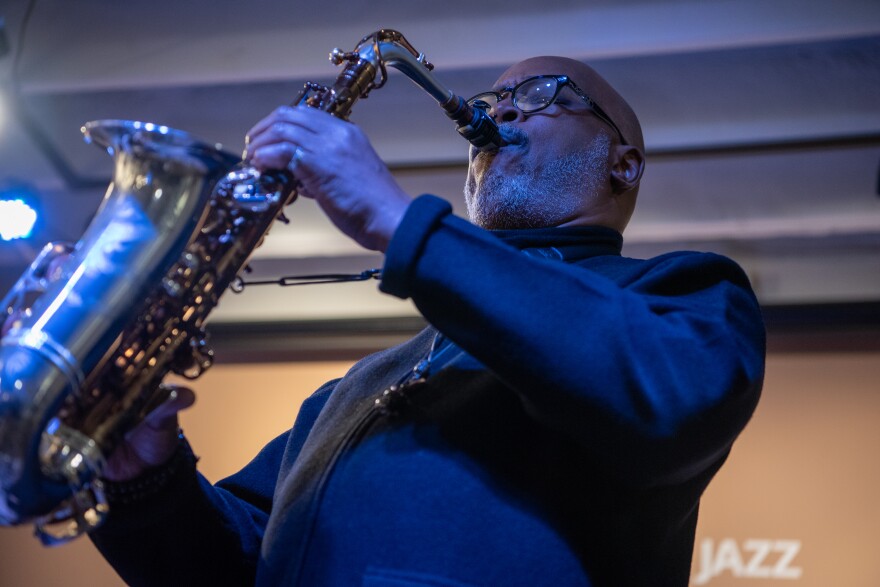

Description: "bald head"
498 56 644 154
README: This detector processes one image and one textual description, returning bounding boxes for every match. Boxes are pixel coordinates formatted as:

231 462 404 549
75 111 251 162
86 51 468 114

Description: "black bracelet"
102 434 198 506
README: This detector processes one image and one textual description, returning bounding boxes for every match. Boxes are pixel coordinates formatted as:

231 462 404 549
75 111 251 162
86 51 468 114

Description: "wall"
692 352 880 586
0 361 349 587
0 352 877 586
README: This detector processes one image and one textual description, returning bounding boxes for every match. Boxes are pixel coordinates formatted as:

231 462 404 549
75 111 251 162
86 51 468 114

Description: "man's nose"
493 95 524 123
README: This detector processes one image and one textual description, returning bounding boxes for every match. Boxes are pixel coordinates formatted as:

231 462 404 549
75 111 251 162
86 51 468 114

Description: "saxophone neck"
326 30 506 151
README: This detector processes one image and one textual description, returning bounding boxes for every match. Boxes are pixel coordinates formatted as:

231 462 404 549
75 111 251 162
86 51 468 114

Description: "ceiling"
0 0 878 324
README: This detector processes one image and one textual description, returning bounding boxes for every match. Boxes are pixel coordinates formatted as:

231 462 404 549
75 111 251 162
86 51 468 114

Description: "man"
91 57 765 586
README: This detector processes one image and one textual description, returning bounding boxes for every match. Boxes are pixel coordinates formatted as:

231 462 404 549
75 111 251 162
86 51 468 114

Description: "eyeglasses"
466 74 628 145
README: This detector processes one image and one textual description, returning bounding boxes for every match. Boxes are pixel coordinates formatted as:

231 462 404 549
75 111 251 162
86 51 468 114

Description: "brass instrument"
0 30 501 544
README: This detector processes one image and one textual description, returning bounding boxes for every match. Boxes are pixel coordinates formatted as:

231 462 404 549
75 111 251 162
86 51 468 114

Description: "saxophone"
0 30 502 544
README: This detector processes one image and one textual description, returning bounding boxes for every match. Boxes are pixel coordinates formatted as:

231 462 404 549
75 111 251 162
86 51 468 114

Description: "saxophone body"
0 122 240 543
0 30 501 544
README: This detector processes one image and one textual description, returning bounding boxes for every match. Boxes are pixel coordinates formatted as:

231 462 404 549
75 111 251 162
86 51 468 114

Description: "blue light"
0 198 38 240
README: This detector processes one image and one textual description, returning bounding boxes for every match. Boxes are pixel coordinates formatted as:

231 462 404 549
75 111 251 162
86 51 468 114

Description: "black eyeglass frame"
466 74 628 145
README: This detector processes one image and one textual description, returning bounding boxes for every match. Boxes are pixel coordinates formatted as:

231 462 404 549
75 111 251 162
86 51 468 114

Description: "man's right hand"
101 385 196 482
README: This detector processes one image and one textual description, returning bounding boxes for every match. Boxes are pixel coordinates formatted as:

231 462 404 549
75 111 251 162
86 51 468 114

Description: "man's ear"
609 145 645 194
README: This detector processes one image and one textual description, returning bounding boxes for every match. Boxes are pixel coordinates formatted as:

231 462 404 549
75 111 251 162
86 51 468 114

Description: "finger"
249 142 300 172
251 142 320 177
245 125 299 161
142 385 196 429
245 106 342 157
244 106 297 147
246 126 315 171
245 106 318 155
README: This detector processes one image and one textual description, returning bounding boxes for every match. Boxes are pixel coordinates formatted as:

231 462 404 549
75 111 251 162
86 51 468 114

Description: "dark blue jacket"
91 195 765 586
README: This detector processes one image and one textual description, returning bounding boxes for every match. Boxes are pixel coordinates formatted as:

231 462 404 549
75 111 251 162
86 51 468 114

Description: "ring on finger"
289 145 305 171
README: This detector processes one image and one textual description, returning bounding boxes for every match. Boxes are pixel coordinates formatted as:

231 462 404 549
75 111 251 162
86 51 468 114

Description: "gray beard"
464 134 611 230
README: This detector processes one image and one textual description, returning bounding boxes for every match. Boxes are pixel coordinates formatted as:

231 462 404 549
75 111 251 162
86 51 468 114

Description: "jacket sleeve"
381 195 765 486
89 380 336 586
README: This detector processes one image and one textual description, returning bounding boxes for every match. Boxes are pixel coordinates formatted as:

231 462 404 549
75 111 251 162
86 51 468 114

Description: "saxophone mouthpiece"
464 106 507 152
443 95 506 152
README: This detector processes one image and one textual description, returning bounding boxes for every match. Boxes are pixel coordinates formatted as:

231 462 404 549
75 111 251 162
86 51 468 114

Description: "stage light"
0 187 40 241
0 199 37 240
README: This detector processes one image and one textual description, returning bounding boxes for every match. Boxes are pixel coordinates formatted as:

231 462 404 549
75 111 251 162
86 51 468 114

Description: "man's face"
464 58 614 230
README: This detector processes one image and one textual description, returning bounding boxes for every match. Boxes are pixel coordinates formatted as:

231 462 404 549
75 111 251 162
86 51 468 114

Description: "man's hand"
245 106 412 252
101 385 196 482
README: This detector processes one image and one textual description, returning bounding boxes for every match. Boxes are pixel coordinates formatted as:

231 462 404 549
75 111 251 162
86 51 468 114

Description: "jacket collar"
491 225 623 262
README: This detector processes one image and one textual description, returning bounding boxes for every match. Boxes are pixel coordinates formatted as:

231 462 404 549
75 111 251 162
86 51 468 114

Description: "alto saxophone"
0 29 503 544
